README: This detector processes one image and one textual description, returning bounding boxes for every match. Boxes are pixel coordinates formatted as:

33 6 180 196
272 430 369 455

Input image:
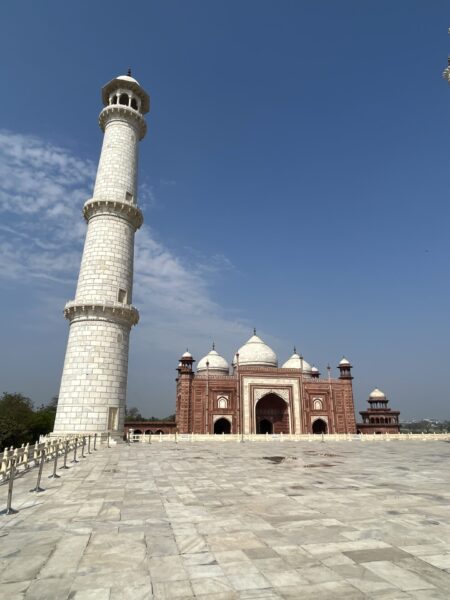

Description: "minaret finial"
127 67 132 77
253 327 256 335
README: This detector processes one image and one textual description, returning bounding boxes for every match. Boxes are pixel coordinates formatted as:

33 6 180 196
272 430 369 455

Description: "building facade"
53 73 149 438
176 334 357 434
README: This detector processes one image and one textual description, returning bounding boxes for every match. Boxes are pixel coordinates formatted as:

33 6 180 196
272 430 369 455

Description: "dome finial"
127 67 132 77
253 327 256 335
212 341 215 350
293 346 297 354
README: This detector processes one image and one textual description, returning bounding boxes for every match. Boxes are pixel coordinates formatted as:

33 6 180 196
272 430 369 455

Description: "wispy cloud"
0 129 249 356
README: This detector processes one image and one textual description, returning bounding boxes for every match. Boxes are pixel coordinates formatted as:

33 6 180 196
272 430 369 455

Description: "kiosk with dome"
175 332 359 435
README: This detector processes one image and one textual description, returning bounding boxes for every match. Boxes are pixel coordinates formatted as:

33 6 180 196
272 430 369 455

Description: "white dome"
369 388 386 399
197 349 229 374
311 366 319 373
117 74 140 85
181 351 192 359
282 352 312 373
234 334 278 368
339 357 350 366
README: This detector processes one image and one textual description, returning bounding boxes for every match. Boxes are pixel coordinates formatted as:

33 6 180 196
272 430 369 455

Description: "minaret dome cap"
102 73 150 113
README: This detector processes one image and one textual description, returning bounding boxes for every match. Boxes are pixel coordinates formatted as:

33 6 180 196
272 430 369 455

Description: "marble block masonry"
53 72 150 439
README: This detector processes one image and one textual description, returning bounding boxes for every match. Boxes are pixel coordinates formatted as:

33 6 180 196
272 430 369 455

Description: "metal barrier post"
30 449 46 493
81 436 86 458
0 457 18 515
88 435 91 454
60 440 70 470
71 437 79 463
107 433 110 448
93 433 97 451
48 444 61 479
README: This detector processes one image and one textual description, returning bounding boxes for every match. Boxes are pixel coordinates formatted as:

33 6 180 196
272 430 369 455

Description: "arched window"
130 97 138 110
217 396 228 409
112 94 118 104
119 93 129 106
313 398 323 411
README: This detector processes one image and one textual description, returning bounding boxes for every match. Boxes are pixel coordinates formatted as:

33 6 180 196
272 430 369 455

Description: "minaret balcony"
64 300 139 327
83 198 143 230
99 104 147 139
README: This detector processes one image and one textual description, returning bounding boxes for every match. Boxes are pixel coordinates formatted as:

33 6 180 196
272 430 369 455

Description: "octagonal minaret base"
53 73 149 439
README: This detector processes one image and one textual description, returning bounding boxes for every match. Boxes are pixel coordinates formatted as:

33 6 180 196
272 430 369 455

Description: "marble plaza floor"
1 440 450 599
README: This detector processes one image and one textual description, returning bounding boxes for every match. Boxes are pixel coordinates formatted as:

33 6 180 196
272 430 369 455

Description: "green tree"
30 396 58 440
0 392 35 449
125 406 143 420
0 393 59 450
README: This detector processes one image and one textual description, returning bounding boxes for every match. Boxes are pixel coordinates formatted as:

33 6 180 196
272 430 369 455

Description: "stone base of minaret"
52 303 138 440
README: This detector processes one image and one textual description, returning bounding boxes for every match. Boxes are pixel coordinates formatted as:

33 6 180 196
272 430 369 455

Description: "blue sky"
0 1 449 419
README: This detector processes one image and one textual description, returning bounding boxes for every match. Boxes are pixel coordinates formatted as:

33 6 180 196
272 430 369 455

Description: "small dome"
282 352 313 373
181 350 192 359
117 74 140 85
311 366 319 373
369 388 386 399
339 357 350 366
235 334 278 368
197 348 229 374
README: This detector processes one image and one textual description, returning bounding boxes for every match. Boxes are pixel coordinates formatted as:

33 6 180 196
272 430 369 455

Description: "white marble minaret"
53 72 149 438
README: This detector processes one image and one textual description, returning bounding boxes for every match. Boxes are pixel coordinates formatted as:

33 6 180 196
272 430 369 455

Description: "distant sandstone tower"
53 72 149 438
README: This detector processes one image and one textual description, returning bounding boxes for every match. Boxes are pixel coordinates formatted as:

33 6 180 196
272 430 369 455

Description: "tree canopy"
0 393 57 450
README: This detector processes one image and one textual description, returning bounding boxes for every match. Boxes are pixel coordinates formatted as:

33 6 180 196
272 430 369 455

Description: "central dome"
235 334 278 368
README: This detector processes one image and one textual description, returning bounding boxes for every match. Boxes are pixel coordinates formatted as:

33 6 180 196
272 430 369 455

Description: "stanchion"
30 449 46 493
107 433 110 448
60 440 70 470
1 457 18 515
48 445 61 479
88 435 91 454
93 433 97 451
321 432 325 443
71 437 79 464
81 437 86 458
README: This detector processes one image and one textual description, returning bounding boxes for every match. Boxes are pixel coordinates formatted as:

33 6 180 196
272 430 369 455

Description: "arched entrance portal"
214 418 231 434
256 393 289 434
312 419 327 434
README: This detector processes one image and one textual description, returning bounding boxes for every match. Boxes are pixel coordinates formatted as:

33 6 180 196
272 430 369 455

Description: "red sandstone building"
357 388 400 434
176 333 358 435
